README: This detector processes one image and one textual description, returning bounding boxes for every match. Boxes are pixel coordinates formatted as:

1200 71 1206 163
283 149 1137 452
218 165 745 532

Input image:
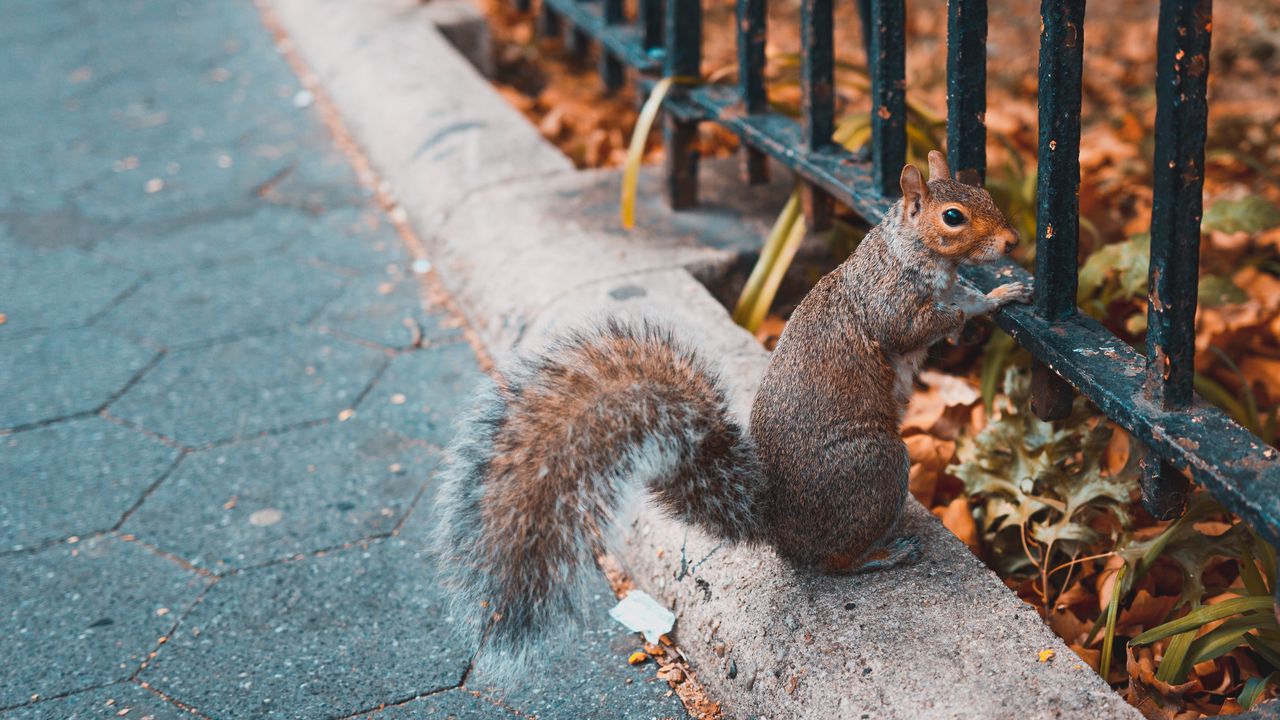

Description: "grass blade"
980 331 1017 413
733 185 802 326
1131 597 1279 646
1101 565 1127 682
1240 537 1270 597
1182 613 1280 673
743 212 808 333
1155 629 1197 684
1245 633 1280 669
1239 671 1280 709
1193 374 1254 434
620 77 675 230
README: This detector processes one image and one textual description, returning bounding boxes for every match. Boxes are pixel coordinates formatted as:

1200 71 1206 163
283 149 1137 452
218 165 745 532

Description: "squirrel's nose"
1001 229 1019 255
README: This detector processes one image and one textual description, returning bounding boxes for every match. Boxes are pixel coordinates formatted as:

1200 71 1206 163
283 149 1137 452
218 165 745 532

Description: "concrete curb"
265 0 1142 717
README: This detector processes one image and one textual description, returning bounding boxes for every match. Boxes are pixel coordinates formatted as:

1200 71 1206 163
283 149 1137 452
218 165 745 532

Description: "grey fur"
433 321 766 679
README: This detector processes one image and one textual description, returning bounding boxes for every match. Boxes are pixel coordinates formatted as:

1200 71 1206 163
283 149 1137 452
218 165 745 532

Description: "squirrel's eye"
942 208 966 227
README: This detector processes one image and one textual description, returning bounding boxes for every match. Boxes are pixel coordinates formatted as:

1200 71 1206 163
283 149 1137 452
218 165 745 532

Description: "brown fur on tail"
433 321 765 676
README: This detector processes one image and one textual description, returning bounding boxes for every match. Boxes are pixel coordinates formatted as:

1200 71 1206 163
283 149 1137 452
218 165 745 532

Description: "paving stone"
0 327 157 431
469 575 689 720
0 198 112 255
0 684 185 720
109 328 386 447
0 537 209 709
318 269 461 350
255 140 371 214
1 417 180 552
358 689 515 719
140 539 471 719
18 3 327 226
0 241 140 335
300 205 409 275
123 422 438 572
97 255 347 349
394 509 688 720
95 206 306 275
356 341 484 447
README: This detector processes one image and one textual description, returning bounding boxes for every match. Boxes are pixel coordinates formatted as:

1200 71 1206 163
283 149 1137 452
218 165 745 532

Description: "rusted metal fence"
518 0 1280 595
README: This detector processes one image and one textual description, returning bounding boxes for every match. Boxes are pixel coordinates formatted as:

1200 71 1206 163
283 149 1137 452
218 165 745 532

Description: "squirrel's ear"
927 150 951 181
900 164 927 216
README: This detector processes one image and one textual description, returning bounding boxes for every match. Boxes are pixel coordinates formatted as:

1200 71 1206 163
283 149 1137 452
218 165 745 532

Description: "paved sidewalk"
0 1 685 718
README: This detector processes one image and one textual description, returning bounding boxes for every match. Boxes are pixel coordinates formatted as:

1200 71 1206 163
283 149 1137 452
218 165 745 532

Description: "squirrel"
434 150 1031 675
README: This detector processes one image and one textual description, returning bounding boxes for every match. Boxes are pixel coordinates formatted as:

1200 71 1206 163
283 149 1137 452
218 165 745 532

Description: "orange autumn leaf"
939 497 980 553
1070 643 1102 672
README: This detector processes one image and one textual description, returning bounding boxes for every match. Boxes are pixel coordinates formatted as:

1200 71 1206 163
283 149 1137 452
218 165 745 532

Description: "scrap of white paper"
609 590 676 643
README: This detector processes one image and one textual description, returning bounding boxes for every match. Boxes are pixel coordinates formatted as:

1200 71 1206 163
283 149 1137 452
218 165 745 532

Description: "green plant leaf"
620 77 675 230
1194 374 1255 435
954 368 1136 604
1198 274 1249 308
979 331 1018 413
1240 535 1271 597
1077 233 1150 316
1101 565 1127 682
1239 671 1280 709
1257 533 1278 590
1202 196 1280 235
1131 596 1279 646
1156 629 1198 685
742 210 808 332
1115 493 1228 603
733 185 802 327
1184 612 1280 670
1245 632 1280 670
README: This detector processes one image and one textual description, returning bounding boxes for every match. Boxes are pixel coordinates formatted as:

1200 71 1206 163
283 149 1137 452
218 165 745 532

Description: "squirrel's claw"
987 281 1033 306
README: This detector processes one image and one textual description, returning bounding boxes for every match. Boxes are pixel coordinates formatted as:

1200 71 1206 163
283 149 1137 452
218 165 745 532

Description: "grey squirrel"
434 151 1031 675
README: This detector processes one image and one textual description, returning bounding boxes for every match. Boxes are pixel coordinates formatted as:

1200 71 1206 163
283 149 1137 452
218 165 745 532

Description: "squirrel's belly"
893 349 927 406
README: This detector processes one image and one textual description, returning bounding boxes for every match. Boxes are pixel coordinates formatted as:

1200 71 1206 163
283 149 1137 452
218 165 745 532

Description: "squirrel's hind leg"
817 450 921 575
851 535 923 574
818 535 923 574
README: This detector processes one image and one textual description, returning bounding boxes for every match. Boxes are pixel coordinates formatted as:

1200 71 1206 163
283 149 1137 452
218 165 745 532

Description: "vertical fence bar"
737 0 769 184
1141 0 1212 520
856 0 872 61
566 24 591 65
664 0 701 208
868 0 906 197
600 0 626 92
800 0 834 228
641 0 664 52
538 2 562 38
945 0 987 185
1029 0 1085 421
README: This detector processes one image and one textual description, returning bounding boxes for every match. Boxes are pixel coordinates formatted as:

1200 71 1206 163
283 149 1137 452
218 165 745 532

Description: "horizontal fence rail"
521 0 1280 601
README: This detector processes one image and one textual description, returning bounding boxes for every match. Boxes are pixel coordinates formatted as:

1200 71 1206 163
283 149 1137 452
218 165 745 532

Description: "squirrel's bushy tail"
434 321 765 677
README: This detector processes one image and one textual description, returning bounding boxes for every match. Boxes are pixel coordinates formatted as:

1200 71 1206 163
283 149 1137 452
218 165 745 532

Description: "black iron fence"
518 0 1280 592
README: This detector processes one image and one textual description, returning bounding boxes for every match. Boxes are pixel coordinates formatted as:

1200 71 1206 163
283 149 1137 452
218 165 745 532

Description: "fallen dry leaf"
1126 646 1202 719
1070 643 1102 672
938 496 980 553
903 372 981 435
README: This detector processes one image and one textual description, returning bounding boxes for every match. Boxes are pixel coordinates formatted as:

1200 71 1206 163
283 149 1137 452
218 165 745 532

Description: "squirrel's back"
434 321 764 676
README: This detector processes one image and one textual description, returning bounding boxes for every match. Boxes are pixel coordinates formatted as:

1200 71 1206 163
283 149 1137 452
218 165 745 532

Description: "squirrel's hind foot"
842 535 922 575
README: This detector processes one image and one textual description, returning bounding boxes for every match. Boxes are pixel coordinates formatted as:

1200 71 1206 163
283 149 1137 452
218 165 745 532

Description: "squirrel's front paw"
986 281 1033 306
